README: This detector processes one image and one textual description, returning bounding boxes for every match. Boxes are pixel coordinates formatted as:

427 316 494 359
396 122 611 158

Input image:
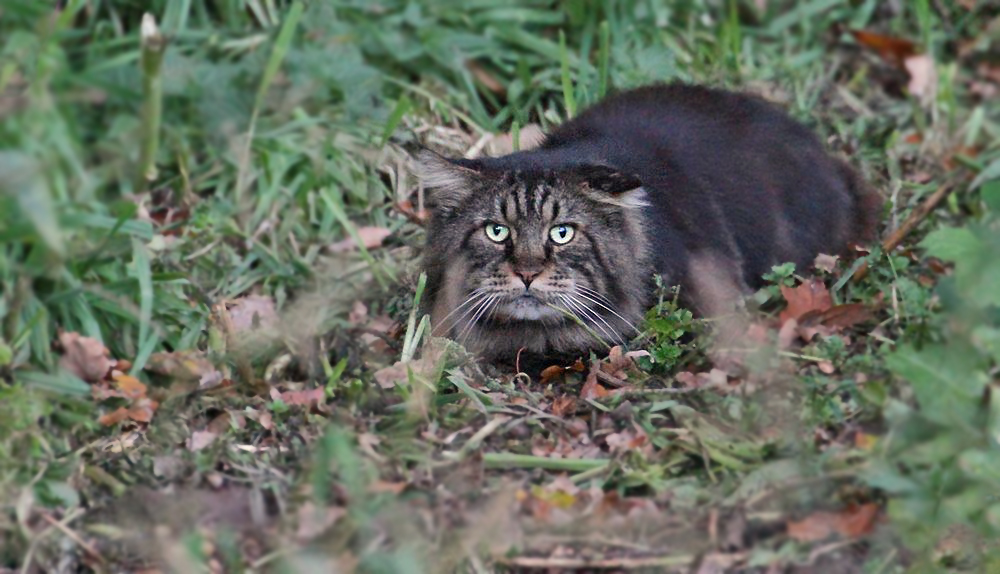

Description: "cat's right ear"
416 149 484 211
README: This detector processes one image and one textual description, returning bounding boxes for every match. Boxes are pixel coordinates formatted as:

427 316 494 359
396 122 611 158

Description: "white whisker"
573 286 639 334
560 294 620 345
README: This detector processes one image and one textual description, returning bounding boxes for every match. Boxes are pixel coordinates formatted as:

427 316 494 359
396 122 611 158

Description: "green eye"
485 223 510 243
549 224 575 245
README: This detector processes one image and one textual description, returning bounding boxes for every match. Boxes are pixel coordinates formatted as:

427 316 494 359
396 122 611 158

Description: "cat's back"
541 82 880 294
543 83 818 169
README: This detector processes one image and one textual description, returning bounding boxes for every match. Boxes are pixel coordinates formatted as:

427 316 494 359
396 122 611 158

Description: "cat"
416 83 881 365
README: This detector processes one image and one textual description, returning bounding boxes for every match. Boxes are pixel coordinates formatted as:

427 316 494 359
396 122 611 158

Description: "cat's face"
418 152 652 360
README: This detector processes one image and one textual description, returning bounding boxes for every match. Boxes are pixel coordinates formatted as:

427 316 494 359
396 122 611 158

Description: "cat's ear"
416 149 484 211
573 164 648 208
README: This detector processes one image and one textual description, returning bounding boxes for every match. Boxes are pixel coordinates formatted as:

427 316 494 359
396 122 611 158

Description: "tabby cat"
417 83 881 364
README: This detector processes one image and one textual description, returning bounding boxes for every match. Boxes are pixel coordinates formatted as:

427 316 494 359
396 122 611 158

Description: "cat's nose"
515 269 541 288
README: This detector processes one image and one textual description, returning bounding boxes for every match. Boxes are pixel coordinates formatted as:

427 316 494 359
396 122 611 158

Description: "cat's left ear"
416 149 484 211
573 164 648 208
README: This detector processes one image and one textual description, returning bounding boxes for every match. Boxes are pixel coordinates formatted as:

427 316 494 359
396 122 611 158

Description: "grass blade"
559 30 577 119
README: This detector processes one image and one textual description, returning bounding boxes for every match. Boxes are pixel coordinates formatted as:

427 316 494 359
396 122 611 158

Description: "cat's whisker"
457 295 498 345
438 289 488 332
560 294 619 346
563 293 625 345
573 286 640 334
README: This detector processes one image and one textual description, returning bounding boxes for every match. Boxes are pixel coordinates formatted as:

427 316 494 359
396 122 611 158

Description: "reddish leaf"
395 200 430 225
787 503 881 542
126 397 158 423
277 388 326 406
58 332 114 383
98 407 130 426
367 480 408 495
805 303 875 330
551 395 577 417
779 279 832 324
112 374 147 400
539 365 566 384
580 368 609 400
850 30 917 68
329 226 392 253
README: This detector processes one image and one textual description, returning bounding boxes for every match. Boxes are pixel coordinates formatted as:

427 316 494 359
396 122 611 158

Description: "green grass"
2 0 1000 572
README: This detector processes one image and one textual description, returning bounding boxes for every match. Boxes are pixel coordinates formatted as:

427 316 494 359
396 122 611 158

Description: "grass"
2 0 1000 572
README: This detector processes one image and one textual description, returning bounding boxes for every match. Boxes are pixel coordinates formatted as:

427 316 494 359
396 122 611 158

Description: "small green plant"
638 275 695 371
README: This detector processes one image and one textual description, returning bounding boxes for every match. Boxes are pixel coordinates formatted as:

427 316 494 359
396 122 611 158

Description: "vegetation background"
1 0 999 572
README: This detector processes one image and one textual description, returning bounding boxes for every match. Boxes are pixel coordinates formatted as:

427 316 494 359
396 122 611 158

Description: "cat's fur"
417 83 881 364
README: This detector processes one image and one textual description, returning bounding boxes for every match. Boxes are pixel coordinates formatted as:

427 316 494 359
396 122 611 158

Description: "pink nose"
516 270 541 287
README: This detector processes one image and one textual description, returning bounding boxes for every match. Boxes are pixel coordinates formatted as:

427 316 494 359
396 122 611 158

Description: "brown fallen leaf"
813 253 839 273
787 503 881 542
850 30 917 68
187 430 218 452
226 295 278 332
779 279 832 325
98 407 130 427
551 395 577 417
328 226 391 253
295 502 347 543
275 387 326 406
112 373 147 400
367 480 408 495
802 303 875 330
539 364 566 384
58 332 114 382
580 366 609 400
126 397 158 423
395 200 429 225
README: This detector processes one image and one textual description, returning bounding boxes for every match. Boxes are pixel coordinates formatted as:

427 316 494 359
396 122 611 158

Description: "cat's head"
416 150 652 361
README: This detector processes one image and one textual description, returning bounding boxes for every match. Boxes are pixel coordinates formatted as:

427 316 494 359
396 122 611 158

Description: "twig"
134 13 165 192
852 182 956 282
40 512 106 566
493 552 740 570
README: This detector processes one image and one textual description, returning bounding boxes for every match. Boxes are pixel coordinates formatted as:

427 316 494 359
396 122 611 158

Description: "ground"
1 1 1000 573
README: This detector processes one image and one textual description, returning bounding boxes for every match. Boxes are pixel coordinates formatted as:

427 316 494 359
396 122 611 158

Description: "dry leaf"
373 345 444 389
580 367 609 400
551 395 577 417
487 123 545 156
787 503 881 542
850 30 917 68
58 332 113 382
295 502 346 542
329 226 391 253
779 279 832 325
904 53 937 101
814 253 839 273
98 407 130 427
112 374 147 400
367 480 408 495
539 365 566 384
126 397 158 423
187 430 218 452
145 350 220 382
803 303 875 330
278 388 326 406
226 295 278 332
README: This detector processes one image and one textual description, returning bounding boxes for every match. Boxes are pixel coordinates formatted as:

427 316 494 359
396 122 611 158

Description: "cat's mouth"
494 292 564 322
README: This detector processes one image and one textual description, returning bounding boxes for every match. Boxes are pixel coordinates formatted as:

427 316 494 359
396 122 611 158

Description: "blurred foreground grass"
2 1 1000 572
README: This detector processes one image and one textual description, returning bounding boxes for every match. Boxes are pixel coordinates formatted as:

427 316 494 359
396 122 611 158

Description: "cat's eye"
549 224 575 245
484 223 510 243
